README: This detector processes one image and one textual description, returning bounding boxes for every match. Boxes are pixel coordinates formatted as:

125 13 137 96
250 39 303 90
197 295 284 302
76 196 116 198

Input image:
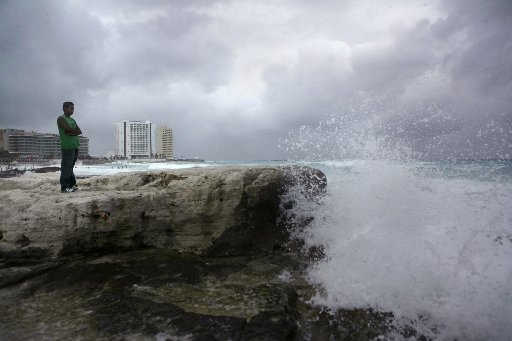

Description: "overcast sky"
1 0 511 160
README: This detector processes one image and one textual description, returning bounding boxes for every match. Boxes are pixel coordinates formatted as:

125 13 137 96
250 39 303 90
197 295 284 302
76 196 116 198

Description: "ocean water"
298 159 512 340
66 159 512 339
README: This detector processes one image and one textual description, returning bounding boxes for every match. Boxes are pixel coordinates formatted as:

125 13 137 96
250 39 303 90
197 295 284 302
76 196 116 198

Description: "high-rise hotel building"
155 126 174 159
115 120 152 159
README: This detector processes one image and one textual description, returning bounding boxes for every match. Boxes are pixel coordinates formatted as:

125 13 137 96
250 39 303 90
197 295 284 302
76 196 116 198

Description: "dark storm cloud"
414 0 512 159
0 0 511 159
0 0 105 128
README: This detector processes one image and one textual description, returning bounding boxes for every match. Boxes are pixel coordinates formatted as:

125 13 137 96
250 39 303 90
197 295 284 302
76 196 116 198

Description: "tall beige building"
155 126 174 159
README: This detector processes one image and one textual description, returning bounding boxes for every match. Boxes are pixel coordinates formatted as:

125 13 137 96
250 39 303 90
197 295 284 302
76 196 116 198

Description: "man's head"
63 102 74 116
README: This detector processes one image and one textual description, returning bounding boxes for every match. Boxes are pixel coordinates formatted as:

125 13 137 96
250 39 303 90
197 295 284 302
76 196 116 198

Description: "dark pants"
60 148 78 191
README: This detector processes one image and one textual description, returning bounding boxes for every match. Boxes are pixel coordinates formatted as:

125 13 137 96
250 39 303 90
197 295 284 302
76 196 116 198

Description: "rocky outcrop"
0 166 408 340
0 167 324 268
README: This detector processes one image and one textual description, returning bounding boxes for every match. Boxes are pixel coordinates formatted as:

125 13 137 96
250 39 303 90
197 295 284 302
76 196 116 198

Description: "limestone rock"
0 166 325 275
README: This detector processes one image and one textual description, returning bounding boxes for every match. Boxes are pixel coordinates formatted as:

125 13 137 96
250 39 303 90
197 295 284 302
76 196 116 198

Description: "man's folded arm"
57 117 81 136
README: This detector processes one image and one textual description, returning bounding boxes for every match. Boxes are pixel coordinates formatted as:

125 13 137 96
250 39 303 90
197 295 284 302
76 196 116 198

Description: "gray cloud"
0 0 108 145
0 0 510 160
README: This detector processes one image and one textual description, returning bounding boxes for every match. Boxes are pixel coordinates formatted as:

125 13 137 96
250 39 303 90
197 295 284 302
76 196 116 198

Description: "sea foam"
300 159 512 340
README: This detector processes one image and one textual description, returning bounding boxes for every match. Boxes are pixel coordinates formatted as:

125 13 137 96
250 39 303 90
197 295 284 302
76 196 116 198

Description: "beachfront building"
155 126 174 159
115 120 152 159
0 128 89 159
0 128 24 152
77 136 89 158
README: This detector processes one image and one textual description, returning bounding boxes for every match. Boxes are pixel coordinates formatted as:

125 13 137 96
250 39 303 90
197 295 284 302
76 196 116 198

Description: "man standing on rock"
57 101 82 193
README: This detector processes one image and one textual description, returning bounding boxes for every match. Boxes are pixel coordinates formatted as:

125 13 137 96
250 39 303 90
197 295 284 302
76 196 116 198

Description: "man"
57 101 82 193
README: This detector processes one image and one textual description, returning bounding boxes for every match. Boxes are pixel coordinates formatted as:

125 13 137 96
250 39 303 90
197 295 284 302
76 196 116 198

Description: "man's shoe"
61 187 76 193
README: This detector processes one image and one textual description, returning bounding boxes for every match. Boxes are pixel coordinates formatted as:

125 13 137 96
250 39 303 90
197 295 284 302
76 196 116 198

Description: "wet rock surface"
0 250 395 341
0 166 408 340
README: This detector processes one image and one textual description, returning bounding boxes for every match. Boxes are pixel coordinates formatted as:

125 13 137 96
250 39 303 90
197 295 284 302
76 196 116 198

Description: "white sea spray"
279 95 512 339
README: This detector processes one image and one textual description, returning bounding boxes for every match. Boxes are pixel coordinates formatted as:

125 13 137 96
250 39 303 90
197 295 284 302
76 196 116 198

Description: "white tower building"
155 126 174 159
115 120 152 159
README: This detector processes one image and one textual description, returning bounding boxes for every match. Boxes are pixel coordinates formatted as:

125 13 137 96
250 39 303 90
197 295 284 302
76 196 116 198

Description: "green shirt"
58 115 80 150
